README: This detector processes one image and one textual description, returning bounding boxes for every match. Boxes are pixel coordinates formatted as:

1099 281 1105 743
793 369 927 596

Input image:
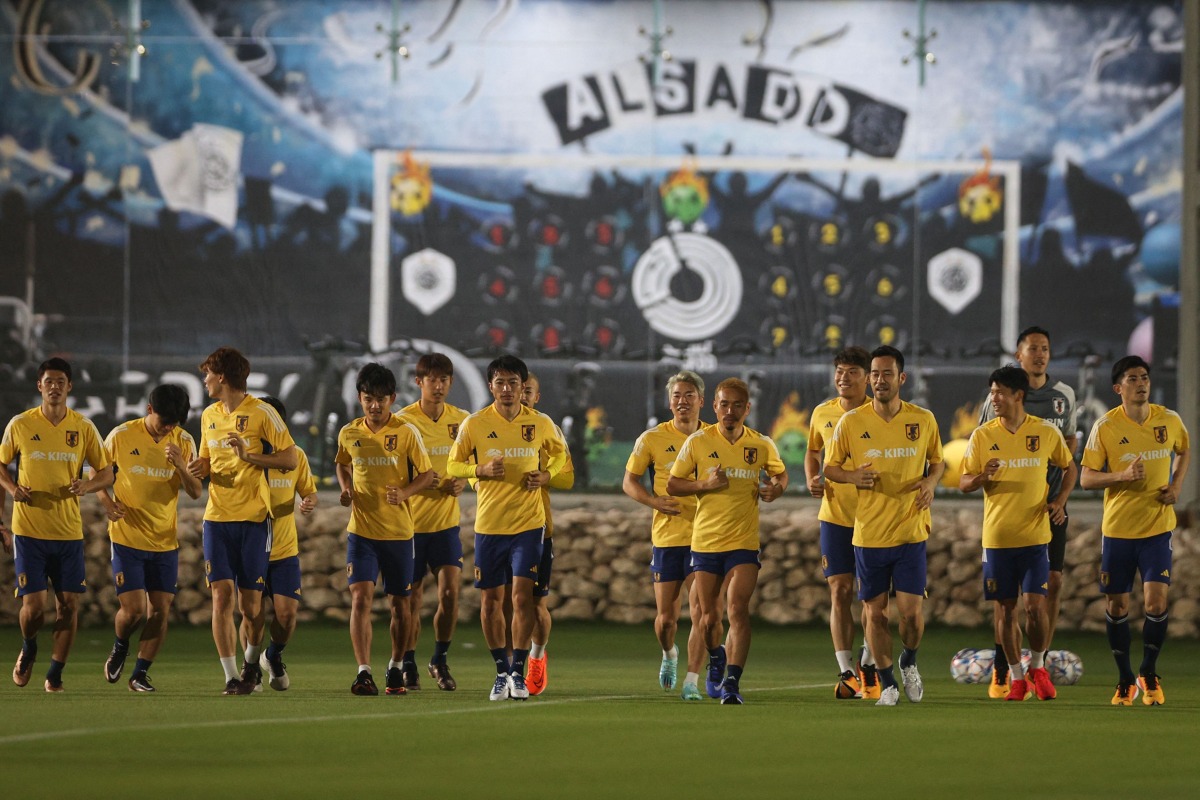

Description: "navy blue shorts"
413 526 464 581
690 549 761 578
651 545 692 584
265 555 303 601
346 533 414 597
202 519 271 591
111 541 179 595
819 521 855 578
473 528 544 589
854 541 927 600
982 544 1049 601
1100 531 1172 595
533 537 555 598
13 537 86 596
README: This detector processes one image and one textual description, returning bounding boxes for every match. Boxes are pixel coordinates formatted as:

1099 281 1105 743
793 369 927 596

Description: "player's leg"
387 593 412 696
893 590 925 703
682 572 707 698
1043 515 1068 650
202 521 250 693
1136 532 1172 705
376 538 415 696
994 598 1029 700
475 532 513 699
505 528 543 700
258 556 299 690
719 556 759 705
236 586 265 691
127 589 173 692
427 563 461 690
107 543 148 683
856 544 900 704
403 532 432 690
1100 535 1139 704
821 521 860 697
1018 544 1052 688
653 579 684 688
691 559 726 699
527 536 554 696
39 541 85 691
12 537 48 687
234 521 271 691
347 534 381 695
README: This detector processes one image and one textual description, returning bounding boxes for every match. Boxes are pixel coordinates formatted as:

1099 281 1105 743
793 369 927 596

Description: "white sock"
1010 661 1025 680
684 671 699 686
664 645 678 660
860 643 876 667
220 656 239 682
835 649 855 674
1029 651 1045 670
244 644 261 664
530 642 546 659
359 664 372 675
388 660 402 671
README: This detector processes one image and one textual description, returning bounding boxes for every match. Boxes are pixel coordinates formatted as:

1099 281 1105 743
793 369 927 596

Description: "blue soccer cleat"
705 645 727 699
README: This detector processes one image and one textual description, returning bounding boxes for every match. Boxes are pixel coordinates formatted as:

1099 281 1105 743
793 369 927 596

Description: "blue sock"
900 647 918 669
266 641 286 662
22 637 37 659
1106 612 1135 683
726 664 743 685
878 665 898 689
490 648 509 675
511 648 529 676
1140 612 1168 676
708 646 724 666
46 658 65 683
133 658 153 677
431 640 450 665
402 649 416 667
114 636 130 653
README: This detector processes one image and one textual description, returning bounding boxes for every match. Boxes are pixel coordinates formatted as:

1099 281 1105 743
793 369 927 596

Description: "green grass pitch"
4 621 1198 798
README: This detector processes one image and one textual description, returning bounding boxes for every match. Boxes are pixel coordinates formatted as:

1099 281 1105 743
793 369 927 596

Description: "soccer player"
824 345 944 707
519 370 574 696
186 347 298 695
1080 355 1190 706
396 353 469 691
667 377 787 705
336 362 437 696
446 355 567 701
244 396 317 692
99 384 202 692
960 366 1077 702
1 357 114 692
977 325 1078 696
623 370 714 700
804 345 877 700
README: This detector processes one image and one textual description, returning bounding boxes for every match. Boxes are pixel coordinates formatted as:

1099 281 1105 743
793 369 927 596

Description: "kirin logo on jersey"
744 447 758 465
522 425 536 442
1026 436 1039 453
385 435 398 452
1155 426 1168 444
905 423 920 441
1053 398 1065 415
447 423 459 440
65 430 79 447
236 416 249 433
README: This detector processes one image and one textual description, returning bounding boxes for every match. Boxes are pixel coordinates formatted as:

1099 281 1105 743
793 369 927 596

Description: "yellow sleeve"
826 417 851 467
961 430 983 474
84 420 111 470
669 437 697 479
446 422 476 479
296 450 317 496
764 437 786 477
625 432 651 475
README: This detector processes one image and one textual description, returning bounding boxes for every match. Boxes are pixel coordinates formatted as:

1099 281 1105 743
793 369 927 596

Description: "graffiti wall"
0 0 1184 485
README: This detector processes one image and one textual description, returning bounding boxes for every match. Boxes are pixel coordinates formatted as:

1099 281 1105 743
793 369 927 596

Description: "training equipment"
950 648 994 684
705 645 727 699
402 662 421 690
901 664 924 703
835 670 862 699
13 651 35 687
680 683 702 701
1045 650 1084 686
719 678 743 705
1137 674 1164 706
241 660 263 693
223 677 253 696
1005 679 1032 701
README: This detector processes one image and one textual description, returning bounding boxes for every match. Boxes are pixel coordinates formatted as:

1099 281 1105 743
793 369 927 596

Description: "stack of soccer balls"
950 648 1083 685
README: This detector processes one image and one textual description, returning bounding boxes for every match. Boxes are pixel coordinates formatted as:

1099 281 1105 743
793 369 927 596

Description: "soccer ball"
1046 650 1084 685
950 648 994 684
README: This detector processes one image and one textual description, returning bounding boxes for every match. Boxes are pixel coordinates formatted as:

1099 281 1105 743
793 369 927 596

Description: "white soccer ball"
950 648 995 684
1046 650 1084 685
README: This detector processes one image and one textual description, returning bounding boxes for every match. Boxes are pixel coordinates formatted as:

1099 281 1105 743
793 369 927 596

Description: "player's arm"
70 463 114 496
0 457 29 502
759 466 788 502
228 436 298 471
803 448 825 498
386 468 437 505
912 460 945 509
0 486 10 553
1157 447 1191 506
1081 455 1145 489
297 451 318 513
958 435 997 493
622 469 680 515
167 439 203 499
335 461 354 507
447 426 488 479
1064 433 1079 457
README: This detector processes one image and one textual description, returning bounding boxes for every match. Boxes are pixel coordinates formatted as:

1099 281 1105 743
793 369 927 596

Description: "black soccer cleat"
222 678 254 696
401 661 421 690
427 662 457 691
240 660 263 693
351 669 379 696
128 673 156 692
385 666 408 696
105 645 128 683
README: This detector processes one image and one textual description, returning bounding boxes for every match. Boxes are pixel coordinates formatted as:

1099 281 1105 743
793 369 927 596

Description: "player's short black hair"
37 357 72 382
148 384 191 426
1111 355 1150 385
833 346 871 371
259 395 286 419
487 354 528 384
198 347 250 391
989 365 1029 399
356 362 397 396
1016 326 1051 349
414 353 454 379
870 345 905 374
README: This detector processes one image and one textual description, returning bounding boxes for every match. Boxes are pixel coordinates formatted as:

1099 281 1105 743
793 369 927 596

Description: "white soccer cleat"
489 673 510 701
260 651 290 691
875 685 900 706
901 664 924 703
508 672 529 701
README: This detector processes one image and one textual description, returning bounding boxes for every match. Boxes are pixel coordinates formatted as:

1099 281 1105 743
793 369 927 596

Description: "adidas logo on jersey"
860 432 871 439
353 441 361 447
487 431 499 439
1119 437 1130 444
130 448 140 456
990 444 1000 451
825 421 833 428
31 434 41 441
665 445 676 452
208 423 216 430
708 451 719 458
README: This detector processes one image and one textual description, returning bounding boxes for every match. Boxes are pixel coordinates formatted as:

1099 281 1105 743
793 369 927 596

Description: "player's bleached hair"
713 377 750 402
833 346 871 371
1016 325 1051 349
487 354 528 383
37 356 72 382
666 370 704 397
414 352 453 379
871 345 905 374
148 384 191 426
198 347 250 391
1111 355 1150 385
988 365 1029 400
356 362 397 396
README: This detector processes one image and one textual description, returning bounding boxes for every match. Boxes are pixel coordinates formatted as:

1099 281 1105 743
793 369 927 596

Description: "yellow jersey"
447 404 567 535
335 415 432 541
267 447 317 560
104 418 197 551
962 415 1074 548
826 401 943 548
0 406 110 541
670 425 786 553
626 421 704 547
199 395 295 523
396 401 469 534
1082 404 1190 539
807 398 867 528
540 423 574 538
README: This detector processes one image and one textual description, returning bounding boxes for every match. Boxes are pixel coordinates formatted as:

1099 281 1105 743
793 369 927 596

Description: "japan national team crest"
115 572 125 588
236 416 249 433
986 578 997 594
1053 397 1065 415
905 423 920 441
1154 426 1168 444
1026 435 1040 453
1100 571 1110 588
744 447 758 465
447 423 459 440
384 434 398 452
65 430 79 447
17 573 27 589
522 424 536 442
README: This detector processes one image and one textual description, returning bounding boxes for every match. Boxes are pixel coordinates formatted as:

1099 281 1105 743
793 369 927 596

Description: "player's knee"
437 585 458 609
1047 572 1063 593
830 581 853 607
1106 595 1129 617
1144 597 1168 616
349 586 374 613
57 594 80 617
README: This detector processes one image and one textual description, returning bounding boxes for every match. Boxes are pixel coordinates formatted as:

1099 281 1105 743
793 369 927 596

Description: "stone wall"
3 494 1199 637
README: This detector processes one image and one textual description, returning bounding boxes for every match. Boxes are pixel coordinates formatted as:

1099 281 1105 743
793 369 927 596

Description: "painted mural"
0 0 1184 484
